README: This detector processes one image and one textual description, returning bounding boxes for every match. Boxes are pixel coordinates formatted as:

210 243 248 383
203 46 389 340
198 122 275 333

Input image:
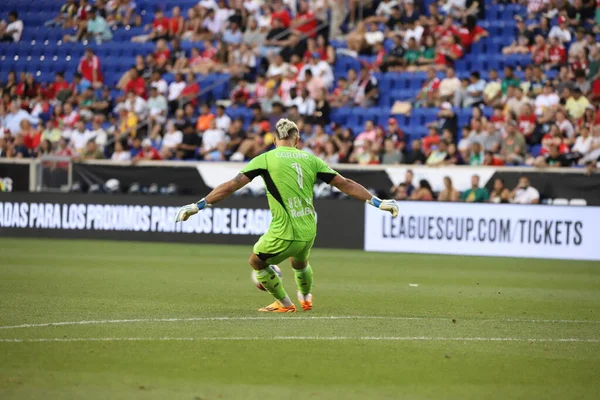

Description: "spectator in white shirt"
572 127 592 157
548 16 572 44
202 9 223 36
200 118 226 158
555 110 575 139
70 121 92 154
403 20 424 46
167 73 186 113
569 28 587 60
439 67 461 101
147 87 168 124
364 22 384 46
535 82 560 115
294 88 316 116
150 71 168 96
123 91 148 117
506 87 531 117
442 0 466 17
376 0 399 17
0 11 23 42
215 0 234 27
111 140 132 161
300 53 334 89
215 105 231 132
4 102 39 134
266 54 290 79
527 0 549 13
198 0 218 10
511 176 540 204
159 121 183 158
579 127 600 165
86 116 108 151
455 71 486 108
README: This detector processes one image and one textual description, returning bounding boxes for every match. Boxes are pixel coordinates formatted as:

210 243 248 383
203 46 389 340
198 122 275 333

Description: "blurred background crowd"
0 0 598 172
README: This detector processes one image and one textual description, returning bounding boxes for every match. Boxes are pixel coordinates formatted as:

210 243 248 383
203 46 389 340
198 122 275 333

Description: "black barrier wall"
0 193 364 249
0 163 30 192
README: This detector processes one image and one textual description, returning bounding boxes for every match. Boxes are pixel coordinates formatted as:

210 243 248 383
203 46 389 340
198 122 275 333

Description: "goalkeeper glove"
367 197 399 217
174 198 211 222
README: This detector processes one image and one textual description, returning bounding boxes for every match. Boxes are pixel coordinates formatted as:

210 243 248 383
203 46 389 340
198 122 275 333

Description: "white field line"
1 336 599 343
1 316 600 330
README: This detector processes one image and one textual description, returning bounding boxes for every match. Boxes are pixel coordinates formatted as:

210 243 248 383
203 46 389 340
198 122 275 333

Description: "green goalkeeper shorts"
253 233 315 265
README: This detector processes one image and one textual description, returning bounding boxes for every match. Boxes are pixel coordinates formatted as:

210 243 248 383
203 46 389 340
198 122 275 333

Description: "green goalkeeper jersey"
240 146 338 241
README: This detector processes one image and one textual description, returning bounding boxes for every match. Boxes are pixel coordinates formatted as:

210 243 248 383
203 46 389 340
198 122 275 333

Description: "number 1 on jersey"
291 163 303 189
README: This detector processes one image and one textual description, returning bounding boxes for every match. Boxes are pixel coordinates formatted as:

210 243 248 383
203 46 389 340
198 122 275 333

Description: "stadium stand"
0 0 598 171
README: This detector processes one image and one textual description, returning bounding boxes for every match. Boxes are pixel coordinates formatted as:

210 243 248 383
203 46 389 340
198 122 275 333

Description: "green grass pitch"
1 238 599 400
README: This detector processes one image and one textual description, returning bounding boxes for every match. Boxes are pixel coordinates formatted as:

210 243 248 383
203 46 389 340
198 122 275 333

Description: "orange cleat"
258 301 297 313
300 300 312 311
298 292 313 311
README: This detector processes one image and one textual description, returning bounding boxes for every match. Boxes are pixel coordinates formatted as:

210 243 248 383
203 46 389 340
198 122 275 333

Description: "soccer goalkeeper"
175 119 398 312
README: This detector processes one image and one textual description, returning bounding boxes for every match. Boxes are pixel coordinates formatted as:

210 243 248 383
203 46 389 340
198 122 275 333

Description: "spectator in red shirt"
386 118 404 143
231 79 251 106
134 138 162 161
77 48 103 88
292 1 317 38
416 67 441 107
179 72 200 107
531 35 548 65
461 16 488 49
489 105 506 131
483 151 505 166
20 120 41 151
47 72 71 100
124 69 147 99
422 127 441 155
435 15 457 40
435 35 463 68
74 0 91 28
169 6 184 38
54 138 74 164
547 37 567 69
271 0 291 28
154 39 171 69
518 103 537 139
131 8 169 43
570 52 589 77
16 73 40 100
186 41 218 75
149 8 169 38
539 124 569 155
303 37 319 64
443 35 464 62
50 103 65 129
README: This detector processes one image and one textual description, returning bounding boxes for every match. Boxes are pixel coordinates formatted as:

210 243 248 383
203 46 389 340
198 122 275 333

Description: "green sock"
254 266 288 301
294 264 313 296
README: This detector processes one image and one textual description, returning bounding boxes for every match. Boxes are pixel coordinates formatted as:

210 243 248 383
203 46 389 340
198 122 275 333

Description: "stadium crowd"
392 169 542 204
0 0 599 172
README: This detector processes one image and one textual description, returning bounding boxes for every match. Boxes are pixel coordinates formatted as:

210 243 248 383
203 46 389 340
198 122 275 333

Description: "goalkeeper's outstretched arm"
330 174 399 217
205 173 251 204
174 173 250 222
